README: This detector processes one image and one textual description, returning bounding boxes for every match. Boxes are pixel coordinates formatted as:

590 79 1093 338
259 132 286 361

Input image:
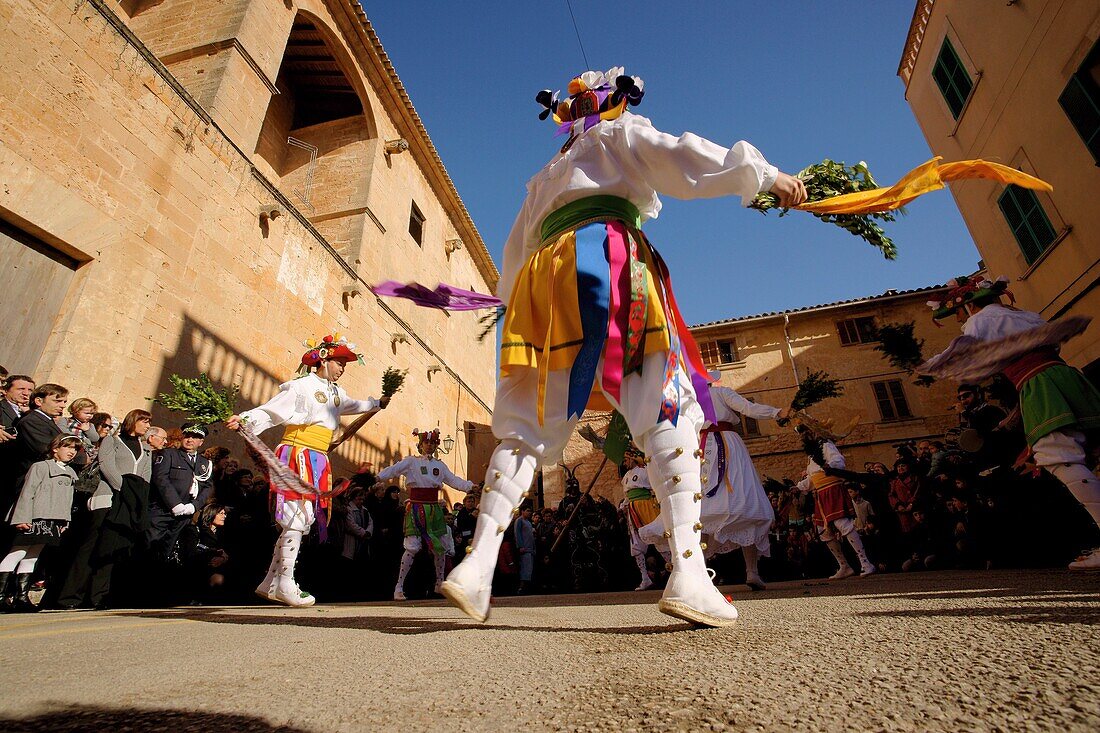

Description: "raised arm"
376 457 412 483
338 393 381 417
438 463 475 492
233 385 299 435
714 387 782 421
621 117 779 205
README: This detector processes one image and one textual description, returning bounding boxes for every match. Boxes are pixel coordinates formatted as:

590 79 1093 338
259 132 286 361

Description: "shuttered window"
997 184 1057 264
932 38 973 119
409 201 425 246
837 316 878 346
1059 40 1100 164
871 380 912 421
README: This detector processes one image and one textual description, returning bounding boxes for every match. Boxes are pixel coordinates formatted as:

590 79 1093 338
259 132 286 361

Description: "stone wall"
0 0 498 481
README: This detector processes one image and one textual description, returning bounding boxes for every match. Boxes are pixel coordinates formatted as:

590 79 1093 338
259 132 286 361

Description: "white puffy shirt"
707 385 781 427
377 455 474 490
962 304 1047 342
238 373 380 435
796 441 846 492
621 466 652 492
498 112 779 305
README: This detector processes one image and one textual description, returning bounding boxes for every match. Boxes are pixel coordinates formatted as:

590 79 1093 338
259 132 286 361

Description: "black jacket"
0 401 22 431
12 411 64 481
150 448 213 511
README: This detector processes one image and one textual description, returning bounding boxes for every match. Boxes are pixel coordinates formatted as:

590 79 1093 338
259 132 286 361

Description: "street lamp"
439 434 456 454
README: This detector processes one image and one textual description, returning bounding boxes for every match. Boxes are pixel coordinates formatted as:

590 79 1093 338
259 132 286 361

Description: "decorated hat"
536 67 644 142
300 333 364 369
413 428 441 444
181 424 207 438
928 275 1012 321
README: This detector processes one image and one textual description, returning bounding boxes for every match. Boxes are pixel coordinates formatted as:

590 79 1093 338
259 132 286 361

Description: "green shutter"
1059 72 1100 164
933 38 974 119
998 185 1057 264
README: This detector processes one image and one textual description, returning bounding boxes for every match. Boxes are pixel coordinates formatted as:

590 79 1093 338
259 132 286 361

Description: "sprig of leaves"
154 373 239 425
791 370 843 412
872 321 935 387
750 159 900 260
381 367 407 398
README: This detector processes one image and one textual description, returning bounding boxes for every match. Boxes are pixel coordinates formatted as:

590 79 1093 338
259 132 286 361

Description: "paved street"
0 569 1097 732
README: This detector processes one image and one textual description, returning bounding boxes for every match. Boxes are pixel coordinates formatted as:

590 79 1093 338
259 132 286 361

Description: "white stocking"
15 545 42 574
396 550 416 590
464 439 538 576
0 550 27 573
1050 463 1100 528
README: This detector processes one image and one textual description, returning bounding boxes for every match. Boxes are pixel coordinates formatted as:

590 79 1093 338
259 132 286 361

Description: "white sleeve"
238 384 299 435
822 442 846 470
376 457 411 482
438 463 475 492
338 391 380 416
496 199 534 307
796 474 811 493
715 387 781 421
622 117 778 206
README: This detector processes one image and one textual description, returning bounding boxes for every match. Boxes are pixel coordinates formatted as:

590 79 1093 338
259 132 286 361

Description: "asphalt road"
0 569 1097 732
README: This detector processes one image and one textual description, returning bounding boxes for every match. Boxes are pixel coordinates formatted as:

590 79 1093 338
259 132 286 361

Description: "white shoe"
440 559 492 622
254 571 277 601
657 570 738 627
859 565 877 577
745 572 766 591
433 580 444 595
829 565 856 580
393 587 407 601
271 580 315 607
635 577 655 591
1069 548 1100 570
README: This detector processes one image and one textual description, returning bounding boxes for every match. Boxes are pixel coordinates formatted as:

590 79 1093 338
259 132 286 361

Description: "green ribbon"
540 195 642 244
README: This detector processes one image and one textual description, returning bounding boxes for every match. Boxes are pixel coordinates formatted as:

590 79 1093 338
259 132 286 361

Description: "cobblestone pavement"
0 569 1097 732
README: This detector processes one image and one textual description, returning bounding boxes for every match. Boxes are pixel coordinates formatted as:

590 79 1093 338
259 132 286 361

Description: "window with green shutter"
997 184 1057 264
932 38 974 119
1059 40 1100 164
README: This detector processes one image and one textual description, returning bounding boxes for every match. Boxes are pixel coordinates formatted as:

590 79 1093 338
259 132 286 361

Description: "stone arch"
254 11 380 265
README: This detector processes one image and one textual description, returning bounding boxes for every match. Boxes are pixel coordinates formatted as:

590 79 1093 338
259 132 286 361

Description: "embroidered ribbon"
567 224 612 419
602 222 630 404
537 239 566 426
647 238 717 426
624 233 647 376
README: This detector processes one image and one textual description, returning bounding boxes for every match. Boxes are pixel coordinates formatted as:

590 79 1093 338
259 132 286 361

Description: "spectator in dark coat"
4 384 68 522
56 409 153 610
147 425 213 559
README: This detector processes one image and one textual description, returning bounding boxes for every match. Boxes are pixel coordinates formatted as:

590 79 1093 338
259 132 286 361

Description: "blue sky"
365 2 979 324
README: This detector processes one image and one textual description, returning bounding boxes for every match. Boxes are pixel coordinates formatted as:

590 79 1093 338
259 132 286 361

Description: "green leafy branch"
872 321 935 387
750 159 901 260
381 367 408 399
790 370 843 412
154 373 239 425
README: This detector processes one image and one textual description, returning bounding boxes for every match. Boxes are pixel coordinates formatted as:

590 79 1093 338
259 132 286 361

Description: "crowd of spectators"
2 367 1097 612
760 381 1099 581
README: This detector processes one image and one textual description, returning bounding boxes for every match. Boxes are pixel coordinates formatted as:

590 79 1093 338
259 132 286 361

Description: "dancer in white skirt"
699 371 789 590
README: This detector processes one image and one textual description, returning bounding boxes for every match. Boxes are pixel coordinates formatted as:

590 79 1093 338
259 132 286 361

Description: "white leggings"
0 545 44 574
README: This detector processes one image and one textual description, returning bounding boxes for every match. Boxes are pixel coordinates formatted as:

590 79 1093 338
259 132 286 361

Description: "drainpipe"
783 314 800 385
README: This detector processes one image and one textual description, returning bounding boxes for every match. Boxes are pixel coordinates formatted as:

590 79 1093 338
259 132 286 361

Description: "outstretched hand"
769 172 808 208
225 415 241 431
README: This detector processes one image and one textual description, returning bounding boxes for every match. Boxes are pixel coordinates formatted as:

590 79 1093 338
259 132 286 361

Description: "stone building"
898 0 1100 378
0 0 499 480
544 285 963 507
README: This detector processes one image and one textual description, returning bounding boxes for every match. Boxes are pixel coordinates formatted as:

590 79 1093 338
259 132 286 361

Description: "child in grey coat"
1 434 81 611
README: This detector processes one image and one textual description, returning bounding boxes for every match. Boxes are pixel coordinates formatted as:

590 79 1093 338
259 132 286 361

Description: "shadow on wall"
0 704 309 733
149 313 400 477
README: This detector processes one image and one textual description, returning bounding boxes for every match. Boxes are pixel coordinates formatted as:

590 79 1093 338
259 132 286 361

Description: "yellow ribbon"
795 157 1052 215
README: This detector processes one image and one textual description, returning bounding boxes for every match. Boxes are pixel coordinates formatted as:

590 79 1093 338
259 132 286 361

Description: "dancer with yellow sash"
378 428 474 600
795 425 876 580
441 66 809 628
227 334 388 606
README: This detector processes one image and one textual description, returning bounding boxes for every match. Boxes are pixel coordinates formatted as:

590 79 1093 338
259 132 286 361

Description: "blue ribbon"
567 223 611 419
